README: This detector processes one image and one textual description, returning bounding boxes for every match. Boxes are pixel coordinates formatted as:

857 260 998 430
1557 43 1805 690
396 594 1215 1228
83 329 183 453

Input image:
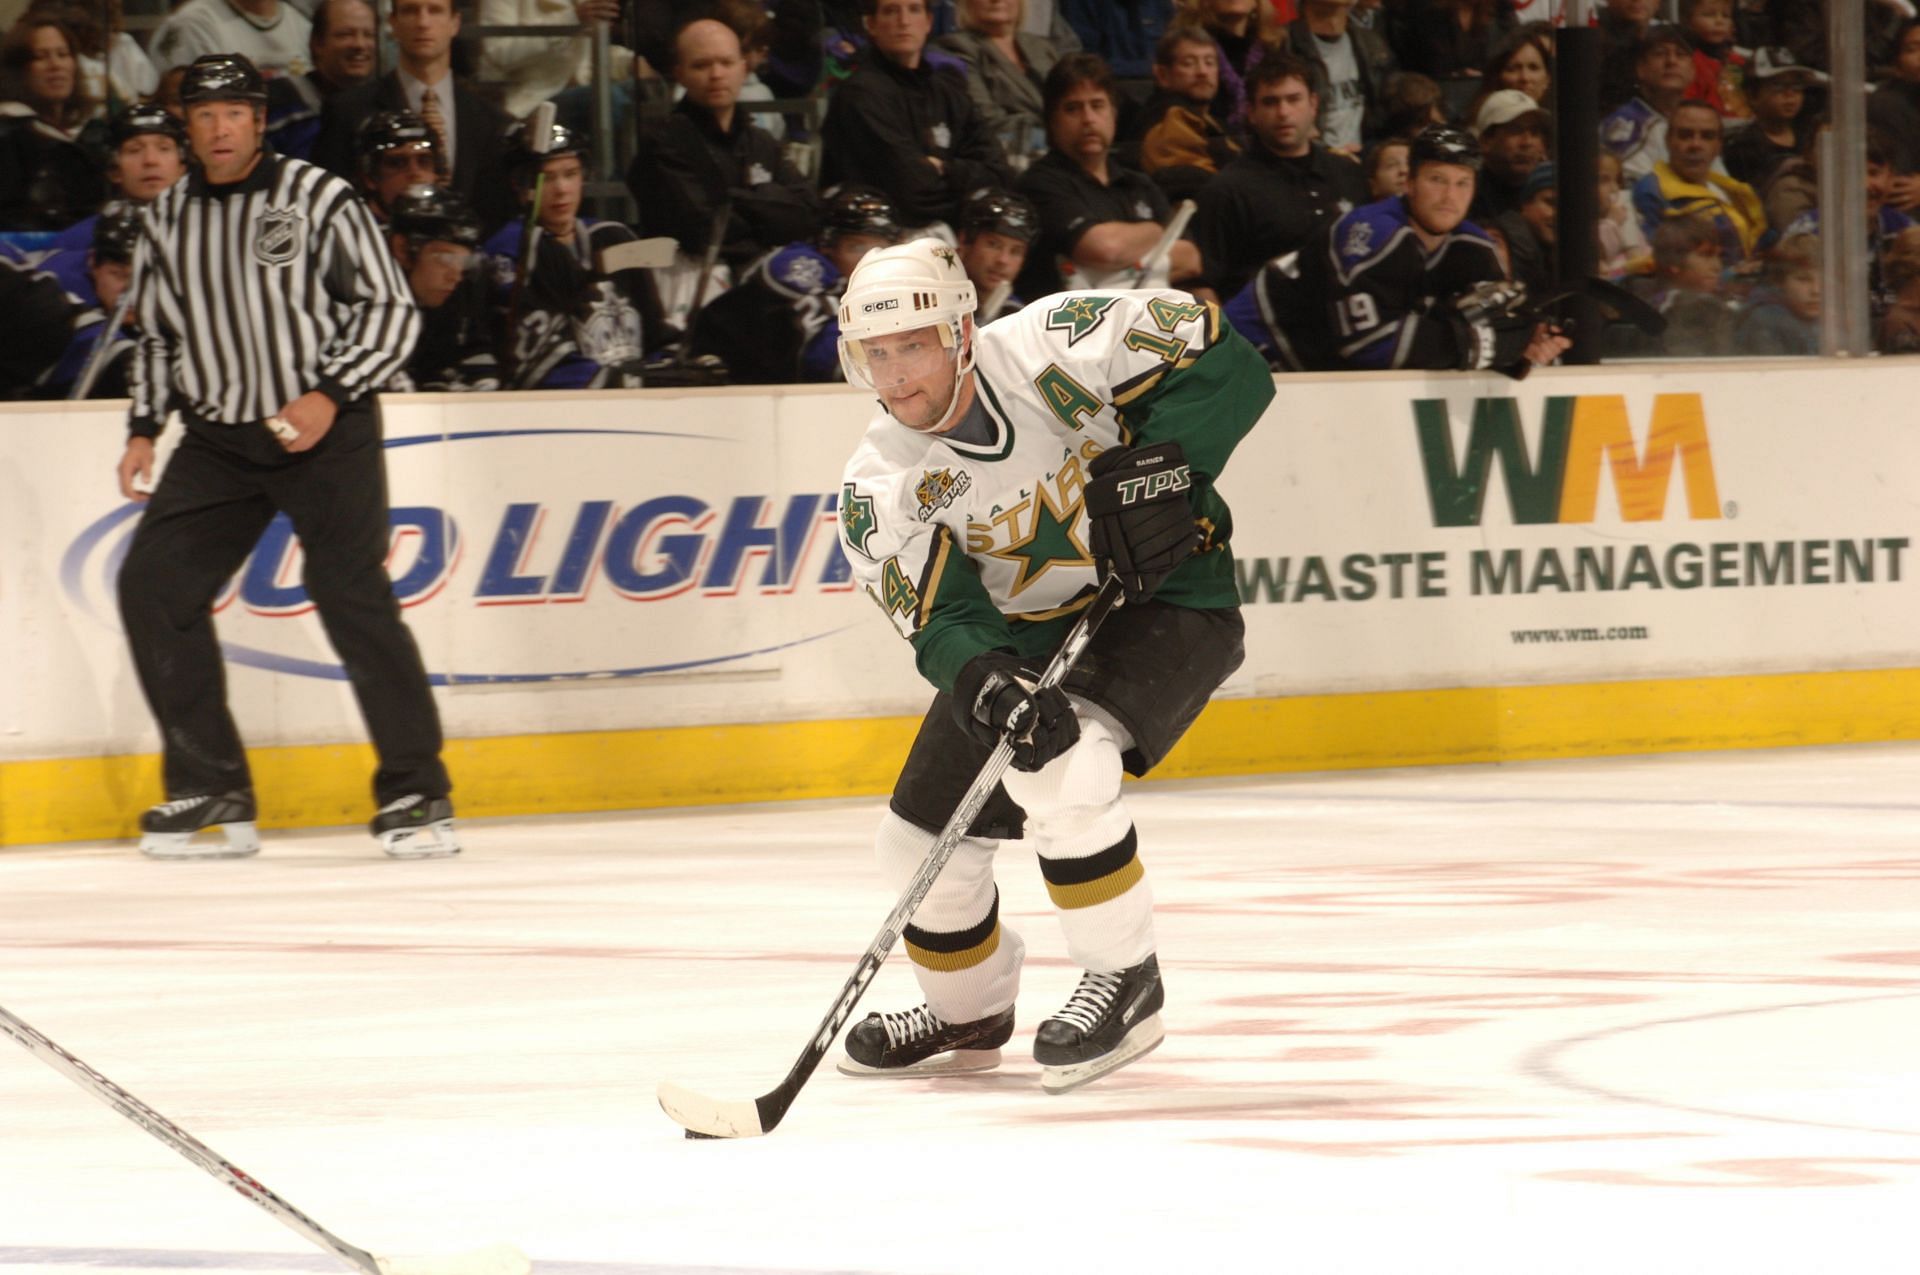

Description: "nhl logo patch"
254 207 303 266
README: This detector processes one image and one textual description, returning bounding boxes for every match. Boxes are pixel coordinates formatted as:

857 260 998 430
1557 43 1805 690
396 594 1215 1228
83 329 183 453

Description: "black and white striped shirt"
128 153 419 436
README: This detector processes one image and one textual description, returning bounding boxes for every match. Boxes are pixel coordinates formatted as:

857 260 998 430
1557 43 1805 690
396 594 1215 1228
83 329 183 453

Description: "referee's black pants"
117 399 450 808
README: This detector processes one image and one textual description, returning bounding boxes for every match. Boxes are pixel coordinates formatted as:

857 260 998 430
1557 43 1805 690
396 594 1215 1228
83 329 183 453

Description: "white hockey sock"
874 810 1023 1024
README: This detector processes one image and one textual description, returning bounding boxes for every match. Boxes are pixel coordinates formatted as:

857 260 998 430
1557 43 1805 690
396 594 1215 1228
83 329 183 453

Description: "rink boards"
4 358 1920 844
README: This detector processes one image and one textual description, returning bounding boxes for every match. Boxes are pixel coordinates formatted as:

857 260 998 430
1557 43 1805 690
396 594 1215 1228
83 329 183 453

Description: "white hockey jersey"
838 289 1275 691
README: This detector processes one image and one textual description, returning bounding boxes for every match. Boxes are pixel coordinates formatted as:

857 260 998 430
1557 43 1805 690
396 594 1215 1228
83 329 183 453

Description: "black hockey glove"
1083 441 1201 605
1450 280 1541 378
952 650 1081 773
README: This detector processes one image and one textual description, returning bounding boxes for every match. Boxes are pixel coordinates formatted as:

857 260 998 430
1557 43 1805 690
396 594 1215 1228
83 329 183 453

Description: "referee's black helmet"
179 53 268 106
110 103 186 148
389 184 483 249
92 202 145 264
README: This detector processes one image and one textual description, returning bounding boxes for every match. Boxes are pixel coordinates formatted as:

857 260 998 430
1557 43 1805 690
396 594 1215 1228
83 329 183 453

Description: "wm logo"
1415 394 1721 527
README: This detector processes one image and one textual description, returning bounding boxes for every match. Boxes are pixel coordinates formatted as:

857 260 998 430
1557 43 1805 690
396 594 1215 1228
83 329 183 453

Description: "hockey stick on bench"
659 574 1128 1139
0 1003 530 1275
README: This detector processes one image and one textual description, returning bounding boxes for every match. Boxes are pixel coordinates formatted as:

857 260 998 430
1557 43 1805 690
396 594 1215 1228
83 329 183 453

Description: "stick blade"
376 1242 532 1275
658 1080 766 1139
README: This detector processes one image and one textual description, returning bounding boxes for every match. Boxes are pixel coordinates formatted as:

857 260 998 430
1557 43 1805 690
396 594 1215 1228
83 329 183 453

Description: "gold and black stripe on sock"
904 888 1003 973
1039 826 1144 910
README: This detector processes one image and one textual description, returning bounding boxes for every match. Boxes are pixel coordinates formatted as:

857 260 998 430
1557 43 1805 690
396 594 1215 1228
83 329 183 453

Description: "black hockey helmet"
356 109 444 175
179 52 268 106
818 184 900 245
110 102 186 149
389 183 483 249
957 187 1037 244
1407 125 1482 175
503 117 589 182
91 201 145 264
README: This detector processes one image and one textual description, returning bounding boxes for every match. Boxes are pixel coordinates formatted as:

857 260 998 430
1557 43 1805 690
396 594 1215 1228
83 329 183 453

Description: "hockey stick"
505 100 558 383
0 1003 530 1275
1130 198 1197 288
659 574 1127 1140
980 280 1012 324
70 282 135 400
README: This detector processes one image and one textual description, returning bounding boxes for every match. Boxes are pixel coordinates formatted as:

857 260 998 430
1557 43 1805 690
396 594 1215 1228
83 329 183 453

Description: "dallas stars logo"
1045 295 1118 347
841 483 878 558
934 245 960 271
985 482 1091 595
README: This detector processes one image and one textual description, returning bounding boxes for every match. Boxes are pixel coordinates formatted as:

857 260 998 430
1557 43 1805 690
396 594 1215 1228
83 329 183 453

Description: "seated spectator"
1869 18 1920 213
1058 0 1170 78
1631 101 1766 285
1492 159 1553 296
820 0 1013 236
0 243 77 396
1469 87 1548 222
1679 0 1750 121
484 120 669 388
1602 26 1693 182
1875 225 1920 353
1398 0 1517 83
1014 52 1203 298
1189 51 1368 302
1324 125 1568 371
1180 0 1286 138
1481 24 1552 106
43 199 141 397
1779 130 1915 327
1634 213 1735 355
1723 47 1821 192
384 184 500 390
1285 0 1398 154
1597 148 1652 278
939 0 1065 165
1596 0 1658 113
314 0 515 236
956 185 1036 318
354 110 444 224
689 183 902 382
1734 231 1820 354
1132 24 1238 203
149 0 313 78
267 0 377 161
1364 134 1408 197
0 15 108 232
1380 70 1449 138
629 16 821 279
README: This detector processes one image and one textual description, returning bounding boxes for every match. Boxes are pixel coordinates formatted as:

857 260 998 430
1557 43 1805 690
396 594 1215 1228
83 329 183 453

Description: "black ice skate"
1033 954 1165 1094
372 794 460 859
837 1003 1015 1077
138 791 261 860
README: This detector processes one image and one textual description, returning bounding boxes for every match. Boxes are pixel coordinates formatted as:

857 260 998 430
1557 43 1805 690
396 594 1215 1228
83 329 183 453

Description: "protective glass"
843 327 954 391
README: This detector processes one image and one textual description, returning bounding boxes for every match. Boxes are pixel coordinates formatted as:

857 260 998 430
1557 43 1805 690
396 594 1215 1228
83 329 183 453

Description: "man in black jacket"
1188 52 1366 303
627 16 822 275
819 0 1011 233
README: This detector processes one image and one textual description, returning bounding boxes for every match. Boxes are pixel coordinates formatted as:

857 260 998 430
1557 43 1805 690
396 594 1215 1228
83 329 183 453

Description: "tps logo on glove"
1111 464 1191 507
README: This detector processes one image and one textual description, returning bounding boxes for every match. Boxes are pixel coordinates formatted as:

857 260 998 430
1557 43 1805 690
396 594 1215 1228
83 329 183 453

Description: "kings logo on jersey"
914 468 970 522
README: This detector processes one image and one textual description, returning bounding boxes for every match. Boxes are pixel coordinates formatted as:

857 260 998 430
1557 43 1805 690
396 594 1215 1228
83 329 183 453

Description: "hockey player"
484 119 667 388
955 187 1038 323
44 202 143 398
1322 125 1570 373
384 184 498 390
353 109 445 224
688 184 901 384
833 239 1274 1093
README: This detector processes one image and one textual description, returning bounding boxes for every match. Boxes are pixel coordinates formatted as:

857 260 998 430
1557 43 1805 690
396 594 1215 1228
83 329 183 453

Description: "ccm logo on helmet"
861 299 900 313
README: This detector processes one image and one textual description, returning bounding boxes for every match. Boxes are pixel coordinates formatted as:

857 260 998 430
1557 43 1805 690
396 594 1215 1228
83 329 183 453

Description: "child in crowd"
1734 232 1821 354
1875 226 1920 353
1680 0 1751 121
1641 213 1736 355
1364 136 1409 198
1597 149 1652 278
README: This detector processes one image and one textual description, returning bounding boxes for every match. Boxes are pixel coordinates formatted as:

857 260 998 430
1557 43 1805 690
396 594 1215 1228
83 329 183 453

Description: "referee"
114 52 456 861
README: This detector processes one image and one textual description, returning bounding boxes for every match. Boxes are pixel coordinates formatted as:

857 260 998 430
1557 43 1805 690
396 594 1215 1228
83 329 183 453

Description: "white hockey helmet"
837 237 979 393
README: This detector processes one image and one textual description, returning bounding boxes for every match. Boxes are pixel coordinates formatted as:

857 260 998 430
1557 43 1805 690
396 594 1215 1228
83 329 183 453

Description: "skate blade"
140 822 261 860
1040 1014 1165 1094
381 819 461 859
836 1047 1003 1078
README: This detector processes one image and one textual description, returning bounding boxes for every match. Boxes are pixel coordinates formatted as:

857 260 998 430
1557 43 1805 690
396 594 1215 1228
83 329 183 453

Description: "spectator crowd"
4 0 1919 397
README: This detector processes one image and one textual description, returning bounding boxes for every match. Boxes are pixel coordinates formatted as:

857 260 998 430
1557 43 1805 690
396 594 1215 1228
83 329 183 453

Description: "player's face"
1781 266 1820 320
1248 75 1316 157
1049 82 1116 165
1499 42 1549 101
1667 107 1722 183
187 101 265 184
537 155 585 234
391 0 460 65
1153 40 1218 104
960 229 1027 289
405 238 472 307
826 231 892 277
1406 160 1474 235
859 324 960 431
675 19 746 110
24 25 75 107
116 134 186 201
865 0 931 63
90 258 133 313
314 0 378 84
373 143 444 210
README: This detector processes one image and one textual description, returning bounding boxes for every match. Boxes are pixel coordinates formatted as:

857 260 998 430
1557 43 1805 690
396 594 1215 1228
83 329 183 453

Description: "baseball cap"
1751 47 1829 86
1473 88 1551 138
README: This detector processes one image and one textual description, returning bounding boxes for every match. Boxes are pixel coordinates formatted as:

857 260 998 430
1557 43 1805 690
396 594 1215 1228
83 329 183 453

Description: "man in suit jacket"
313 0 516 234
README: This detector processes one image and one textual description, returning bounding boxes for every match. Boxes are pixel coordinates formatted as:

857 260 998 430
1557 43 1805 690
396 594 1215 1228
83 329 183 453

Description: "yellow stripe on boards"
8 667 1920 846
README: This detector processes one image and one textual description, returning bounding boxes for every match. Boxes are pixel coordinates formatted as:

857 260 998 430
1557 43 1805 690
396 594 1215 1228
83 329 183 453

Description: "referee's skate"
372 794 460 859
137 791 260 860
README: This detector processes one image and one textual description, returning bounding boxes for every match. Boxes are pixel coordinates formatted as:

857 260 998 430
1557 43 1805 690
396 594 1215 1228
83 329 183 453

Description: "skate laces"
1053 970 1126 1033
881 1005 947 1048
151 795 212 818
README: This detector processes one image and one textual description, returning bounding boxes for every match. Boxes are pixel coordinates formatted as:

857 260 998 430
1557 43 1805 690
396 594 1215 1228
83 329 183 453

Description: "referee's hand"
117 437 155 503
275 391 338 453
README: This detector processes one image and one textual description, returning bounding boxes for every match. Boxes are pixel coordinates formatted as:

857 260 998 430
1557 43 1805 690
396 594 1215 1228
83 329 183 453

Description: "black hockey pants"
117 400 449 807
